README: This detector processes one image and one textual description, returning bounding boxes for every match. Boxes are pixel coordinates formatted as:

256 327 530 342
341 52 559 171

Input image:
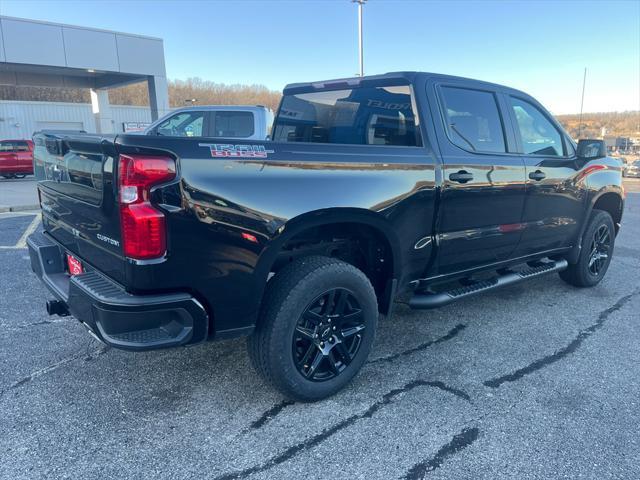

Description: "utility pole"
353 0 366 76
578 67 587 138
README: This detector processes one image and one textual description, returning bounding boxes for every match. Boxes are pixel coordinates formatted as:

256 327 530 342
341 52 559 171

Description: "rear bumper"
27 232 209 351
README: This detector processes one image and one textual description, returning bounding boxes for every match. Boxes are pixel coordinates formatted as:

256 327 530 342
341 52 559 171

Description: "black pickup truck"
28 72 624 401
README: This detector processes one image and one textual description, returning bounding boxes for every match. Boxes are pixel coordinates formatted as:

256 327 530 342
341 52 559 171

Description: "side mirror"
577 139 607 160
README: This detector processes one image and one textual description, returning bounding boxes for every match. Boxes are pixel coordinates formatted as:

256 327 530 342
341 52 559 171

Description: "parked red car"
0 139 34 179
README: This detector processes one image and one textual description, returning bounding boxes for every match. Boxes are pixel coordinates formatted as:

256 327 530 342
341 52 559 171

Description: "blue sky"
2 0 639 114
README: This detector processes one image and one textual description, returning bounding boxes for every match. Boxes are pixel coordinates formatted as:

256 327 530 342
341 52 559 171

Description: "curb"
0 204 40 213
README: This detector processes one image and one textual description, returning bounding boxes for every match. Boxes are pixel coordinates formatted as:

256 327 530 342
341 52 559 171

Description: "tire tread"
247 256 376 401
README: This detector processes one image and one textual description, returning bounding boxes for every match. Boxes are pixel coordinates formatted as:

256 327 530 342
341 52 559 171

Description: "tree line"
555 111 640 139
0 78 282 111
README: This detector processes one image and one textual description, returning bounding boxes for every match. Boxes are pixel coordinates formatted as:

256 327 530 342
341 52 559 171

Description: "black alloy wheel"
587 224 611 276
293 288 365 381
559 209 615 287
247 256 378 401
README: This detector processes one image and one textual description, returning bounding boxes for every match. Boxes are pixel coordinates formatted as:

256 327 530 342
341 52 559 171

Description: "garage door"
36 121 85 131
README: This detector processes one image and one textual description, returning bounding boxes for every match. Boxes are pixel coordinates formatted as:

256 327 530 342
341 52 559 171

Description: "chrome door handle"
529 170 546 181
449 170 474 183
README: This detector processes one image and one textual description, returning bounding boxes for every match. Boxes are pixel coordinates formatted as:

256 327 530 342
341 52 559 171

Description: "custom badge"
199 143 275 158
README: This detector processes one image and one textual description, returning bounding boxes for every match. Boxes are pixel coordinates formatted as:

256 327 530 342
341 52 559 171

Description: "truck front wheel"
560 209 616 287
247 256 378 402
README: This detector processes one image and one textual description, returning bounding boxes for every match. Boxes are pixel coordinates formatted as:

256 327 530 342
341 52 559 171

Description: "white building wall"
0 100 157 139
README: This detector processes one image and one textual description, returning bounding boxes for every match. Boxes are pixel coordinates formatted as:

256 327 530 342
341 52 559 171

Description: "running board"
409 259 568 310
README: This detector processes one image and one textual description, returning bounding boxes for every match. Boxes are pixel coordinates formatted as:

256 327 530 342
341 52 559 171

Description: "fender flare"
253 208 403 314
567 186 624 264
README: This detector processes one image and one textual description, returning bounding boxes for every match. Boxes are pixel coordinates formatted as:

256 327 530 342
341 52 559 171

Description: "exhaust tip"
46 300 69 317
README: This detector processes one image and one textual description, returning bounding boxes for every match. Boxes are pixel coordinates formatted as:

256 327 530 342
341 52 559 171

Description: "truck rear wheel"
559 209 615 287
247 256 378 402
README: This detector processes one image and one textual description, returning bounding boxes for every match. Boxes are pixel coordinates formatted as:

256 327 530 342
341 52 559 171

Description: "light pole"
353 0 366 76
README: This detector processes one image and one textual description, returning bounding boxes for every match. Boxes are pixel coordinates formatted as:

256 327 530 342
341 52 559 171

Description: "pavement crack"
402 427 479 479
368 324 466 364
5 351 85 392
0 341 109 398
484 288 640 388
216 379 470 480
422 381 471 402
247 399 295 431
15 317 73 329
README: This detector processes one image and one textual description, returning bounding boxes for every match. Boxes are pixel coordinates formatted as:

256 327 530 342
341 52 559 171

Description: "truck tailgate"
34 132 126 284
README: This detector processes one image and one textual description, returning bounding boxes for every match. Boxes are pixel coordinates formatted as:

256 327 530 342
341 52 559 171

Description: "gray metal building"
0 16 169 135
0 100 154 139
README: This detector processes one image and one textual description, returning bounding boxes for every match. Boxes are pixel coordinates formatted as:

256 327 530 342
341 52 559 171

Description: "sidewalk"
0 177 40 212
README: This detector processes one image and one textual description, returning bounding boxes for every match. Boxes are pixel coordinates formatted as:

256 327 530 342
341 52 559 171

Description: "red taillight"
118 154 176 259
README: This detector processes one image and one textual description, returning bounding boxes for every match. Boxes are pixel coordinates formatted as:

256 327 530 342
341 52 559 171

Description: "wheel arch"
254 208 402 315
567 187 624 264
591 190 624 231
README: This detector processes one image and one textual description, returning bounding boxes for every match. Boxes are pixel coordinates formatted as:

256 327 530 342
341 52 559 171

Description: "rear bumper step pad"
27 232 209 351
409 259 568 309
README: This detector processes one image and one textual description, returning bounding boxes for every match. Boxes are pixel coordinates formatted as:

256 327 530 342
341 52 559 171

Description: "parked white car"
144 105 274 140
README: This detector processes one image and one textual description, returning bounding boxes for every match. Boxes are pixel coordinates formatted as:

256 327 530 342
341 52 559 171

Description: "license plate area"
66 253 84 276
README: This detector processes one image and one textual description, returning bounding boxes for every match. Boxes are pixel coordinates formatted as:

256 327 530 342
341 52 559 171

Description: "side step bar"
409 259 568 310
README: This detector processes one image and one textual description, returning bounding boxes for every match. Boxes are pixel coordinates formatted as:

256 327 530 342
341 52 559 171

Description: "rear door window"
211 111 255 138
510 97 564 156
273 85 422 146
439 86 506 153
156 111 205 137
1 141 29 152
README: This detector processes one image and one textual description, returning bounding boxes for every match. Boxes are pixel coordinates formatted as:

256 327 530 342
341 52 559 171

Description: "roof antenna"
578 67 587 139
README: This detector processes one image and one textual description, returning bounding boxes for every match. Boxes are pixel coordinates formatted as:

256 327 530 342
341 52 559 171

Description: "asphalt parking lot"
1 183 639 480
0 177 39 212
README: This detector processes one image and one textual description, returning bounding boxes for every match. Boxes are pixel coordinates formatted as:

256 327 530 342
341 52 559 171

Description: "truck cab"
143 105 274 140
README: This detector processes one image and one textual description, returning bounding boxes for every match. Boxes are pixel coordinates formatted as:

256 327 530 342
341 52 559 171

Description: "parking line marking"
15 214 41 249
0 211 39 217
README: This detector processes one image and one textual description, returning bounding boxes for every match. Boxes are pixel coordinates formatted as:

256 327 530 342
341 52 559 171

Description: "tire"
559 209 615 287
247 256 378 402
14 174 26 179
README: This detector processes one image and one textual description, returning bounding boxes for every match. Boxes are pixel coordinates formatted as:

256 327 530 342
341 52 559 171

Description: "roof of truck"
283 71 527 96
167 105 272 113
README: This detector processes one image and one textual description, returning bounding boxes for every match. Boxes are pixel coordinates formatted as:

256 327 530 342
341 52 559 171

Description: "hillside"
556 111 640 139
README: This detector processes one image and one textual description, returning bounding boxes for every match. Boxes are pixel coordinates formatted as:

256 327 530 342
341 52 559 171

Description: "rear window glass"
273 85 422 146
212 111 255 138
439 87 506 153
0 141 29 152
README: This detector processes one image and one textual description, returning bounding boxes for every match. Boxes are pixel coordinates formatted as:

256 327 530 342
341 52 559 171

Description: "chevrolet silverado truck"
28 72 624 401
